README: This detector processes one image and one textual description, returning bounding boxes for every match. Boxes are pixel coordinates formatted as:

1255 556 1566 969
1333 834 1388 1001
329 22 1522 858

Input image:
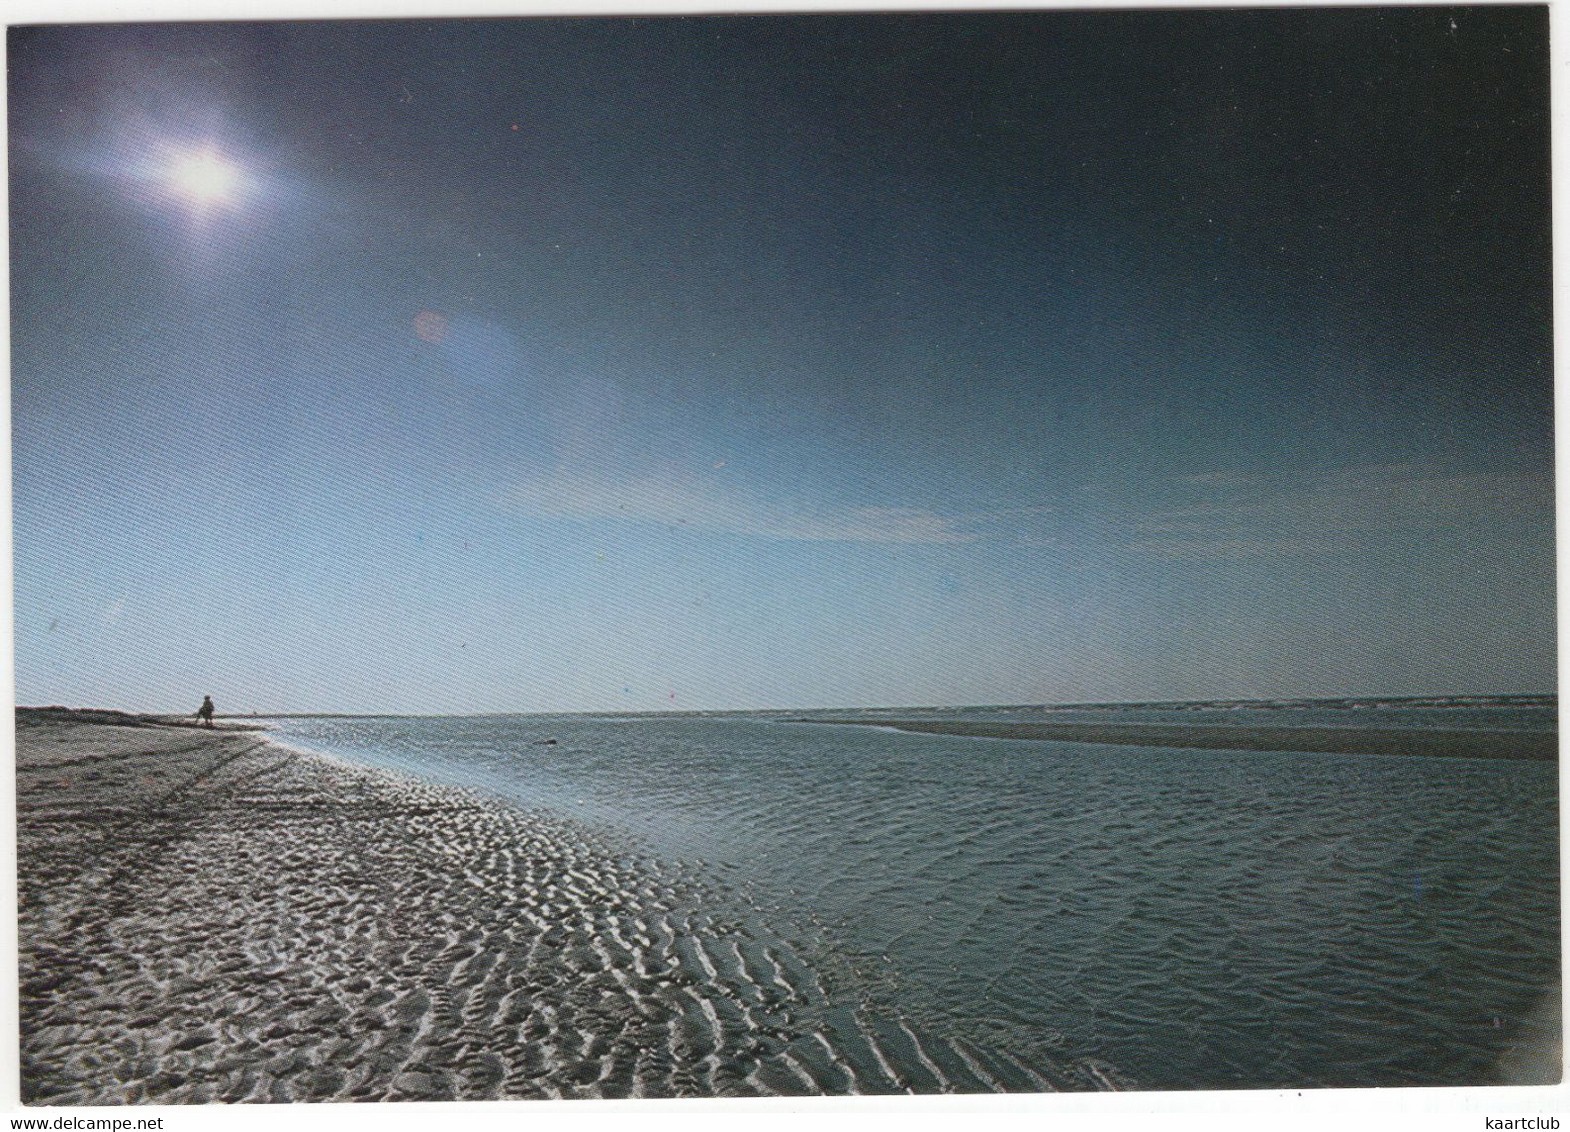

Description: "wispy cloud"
505 467 983 545
503 460 1549 558
1123 462 1552 559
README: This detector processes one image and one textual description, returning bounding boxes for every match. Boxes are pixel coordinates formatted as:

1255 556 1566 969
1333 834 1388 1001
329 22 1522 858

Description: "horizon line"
18 690 1557 722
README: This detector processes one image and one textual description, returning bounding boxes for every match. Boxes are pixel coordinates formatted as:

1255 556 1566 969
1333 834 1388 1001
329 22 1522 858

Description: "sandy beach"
788 718 1557 760
18 710 932 1103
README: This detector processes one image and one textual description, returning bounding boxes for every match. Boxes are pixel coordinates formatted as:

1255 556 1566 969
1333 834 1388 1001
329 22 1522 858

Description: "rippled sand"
17 712 1105 1103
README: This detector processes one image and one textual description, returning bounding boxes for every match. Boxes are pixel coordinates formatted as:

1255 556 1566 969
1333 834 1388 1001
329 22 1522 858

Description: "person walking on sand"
195 696 215 729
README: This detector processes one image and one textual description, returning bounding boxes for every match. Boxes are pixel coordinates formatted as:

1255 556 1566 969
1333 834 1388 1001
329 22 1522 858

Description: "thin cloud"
504 461 1550 557
505 468 982 545
1124 463 1552 559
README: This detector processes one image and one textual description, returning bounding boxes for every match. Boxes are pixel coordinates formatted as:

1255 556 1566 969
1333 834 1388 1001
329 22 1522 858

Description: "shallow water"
266 701 1560 1090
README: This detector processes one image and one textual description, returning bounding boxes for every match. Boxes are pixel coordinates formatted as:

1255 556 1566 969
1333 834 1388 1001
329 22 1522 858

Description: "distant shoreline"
15 705 268 730
785 717 1558 760
16 691 1553 723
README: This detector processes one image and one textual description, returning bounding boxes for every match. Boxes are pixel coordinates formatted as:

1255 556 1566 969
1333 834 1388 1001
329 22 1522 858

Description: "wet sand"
17 710 1100 1104
788 718 1557 760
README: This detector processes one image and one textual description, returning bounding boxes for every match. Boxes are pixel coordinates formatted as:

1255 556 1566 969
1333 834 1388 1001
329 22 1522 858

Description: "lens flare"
413 310 449 344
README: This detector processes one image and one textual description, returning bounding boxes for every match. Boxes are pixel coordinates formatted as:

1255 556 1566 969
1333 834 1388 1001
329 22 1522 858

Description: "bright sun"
164 148 241 206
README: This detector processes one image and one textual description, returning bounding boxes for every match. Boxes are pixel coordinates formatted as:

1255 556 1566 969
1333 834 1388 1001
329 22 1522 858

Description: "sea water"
263 698 1560 1090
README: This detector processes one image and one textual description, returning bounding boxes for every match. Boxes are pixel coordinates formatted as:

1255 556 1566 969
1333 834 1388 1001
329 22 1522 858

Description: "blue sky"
10 11 1555 713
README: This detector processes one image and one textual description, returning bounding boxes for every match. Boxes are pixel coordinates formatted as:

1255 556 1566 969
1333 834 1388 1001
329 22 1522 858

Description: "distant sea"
263 695 1560 1090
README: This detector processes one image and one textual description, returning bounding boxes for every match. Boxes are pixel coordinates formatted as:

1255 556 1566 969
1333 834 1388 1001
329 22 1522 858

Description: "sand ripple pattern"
18 721 1101 1103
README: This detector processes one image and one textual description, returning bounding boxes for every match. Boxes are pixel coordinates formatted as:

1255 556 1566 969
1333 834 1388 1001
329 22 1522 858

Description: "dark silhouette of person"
196 695 216 729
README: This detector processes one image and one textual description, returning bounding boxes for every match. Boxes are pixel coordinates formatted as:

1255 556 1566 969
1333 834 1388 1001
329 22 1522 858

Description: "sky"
8 7 1557 714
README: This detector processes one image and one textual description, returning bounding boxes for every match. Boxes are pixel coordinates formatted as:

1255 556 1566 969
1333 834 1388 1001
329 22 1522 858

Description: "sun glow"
163 147 241 207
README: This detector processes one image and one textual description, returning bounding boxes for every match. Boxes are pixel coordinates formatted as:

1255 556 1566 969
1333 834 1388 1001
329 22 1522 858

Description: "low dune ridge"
16 710 1110 1103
